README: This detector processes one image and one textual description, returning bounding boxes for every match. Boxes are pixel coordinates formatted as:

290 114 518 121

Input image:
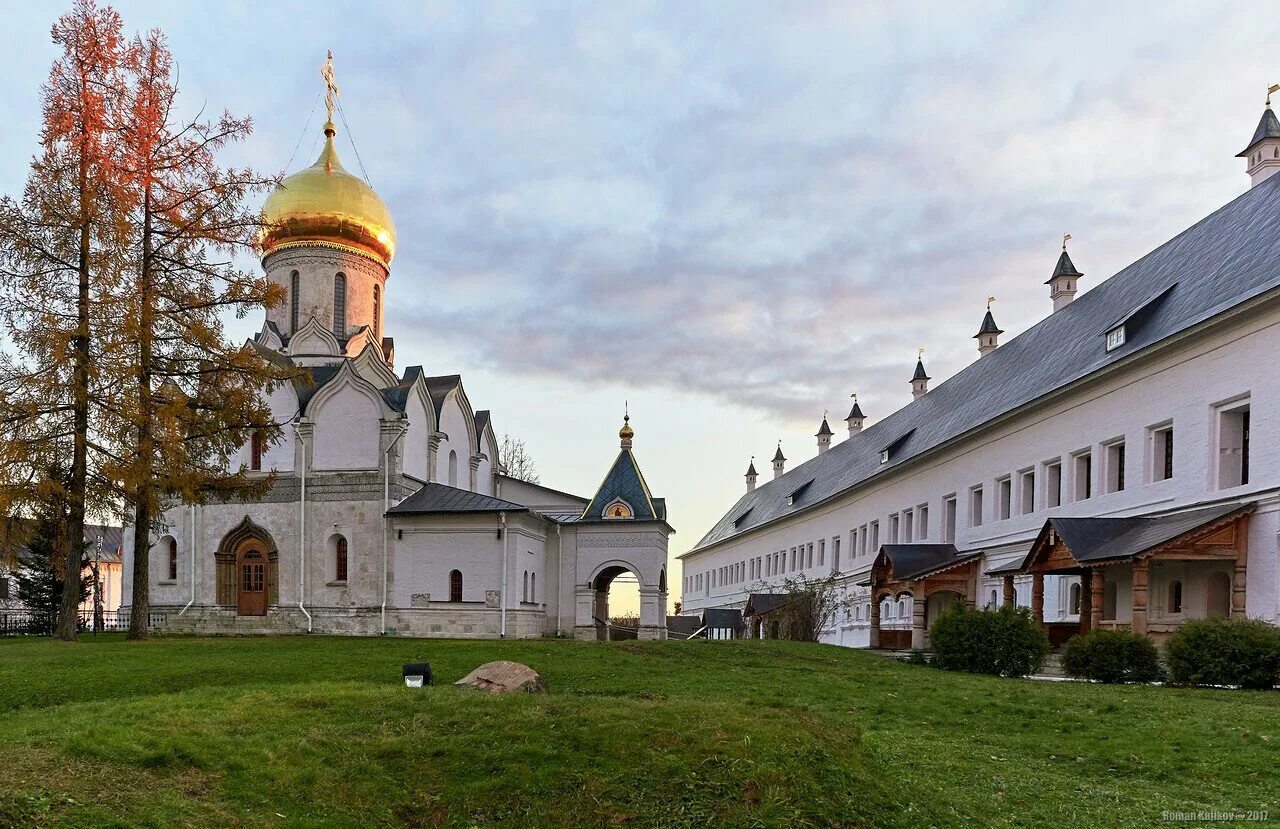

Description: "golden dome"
258 120 396 269
619 414 634 446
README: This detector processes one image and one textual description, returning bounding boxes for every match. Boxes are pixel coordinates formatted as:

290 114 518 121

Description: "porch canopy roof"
859 544 983 587
1022 502 1254 574
743 593 790 618
703 608 745 630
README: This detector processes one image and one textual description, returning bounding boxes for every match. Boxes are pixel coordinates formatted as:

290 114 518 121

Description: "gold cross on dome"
320 50 340 122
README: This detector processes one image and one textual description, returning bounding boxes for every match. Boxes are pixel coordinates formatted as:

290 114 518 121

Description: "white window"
1150 422 1174 483
970 486 984 528
1104 439 1126 494
860 524 869 556
917 504 929 540
902 510 914 543
818 539 825 567
1215 400 1251 489
1043 460 1062 508
832 537 841 572
1019 468 1035 515
889 513 900 544
1105 326 1126 351
1072 450 1092 501
996 476 1012 521
869 521 879 552
942 496 957 543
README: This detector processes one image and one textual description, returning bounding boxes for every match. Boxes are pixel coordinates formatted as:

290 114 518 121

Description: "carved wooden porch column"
910 584 926 651
1089 569 1104 632
1078 573 1093 635
1232 514 1249 618
1002 574 1015 608
1031 572 1044 626
869 594 881 649
1131 559 1149 635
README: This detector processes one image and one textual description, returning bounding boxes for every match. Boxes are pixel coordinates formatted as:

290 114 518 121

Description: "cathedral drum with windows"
681 96 1280 648
119 61 672 640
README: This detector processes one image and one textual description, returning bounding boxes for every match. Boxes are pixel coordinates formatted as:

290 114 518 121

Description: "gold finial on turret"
619 402 634 447
987 295 996 310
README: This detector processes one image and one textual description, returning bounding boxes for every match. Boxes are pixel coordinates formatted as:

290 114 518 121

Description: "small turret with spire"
816 412 833 454
745 457 758 492
1047 234 1082 312
845 393 865 436
772 441 786 479
975 296 1003 357
1238 84 1280 188
911 349 930 399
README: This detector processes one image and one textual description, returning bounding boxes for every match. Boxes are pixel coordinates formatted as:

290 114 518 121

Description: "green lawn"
0 636 1276 828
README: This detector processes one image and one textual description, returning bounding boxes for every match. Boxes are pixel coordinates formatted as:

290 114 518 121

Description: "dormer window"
603 498 633 519
1105 326 1126 351
879 449 890 464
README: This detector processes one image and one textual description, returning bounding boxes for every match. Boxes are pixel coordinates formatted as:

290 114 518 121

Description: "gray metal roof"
1044 503 1248 564
423 374 462 420
1239 107 1280 156
388 482 527 516
702 608 745 630
877 544 980 581
692 174 1280 554
975 309 1002 336
743 593 790 617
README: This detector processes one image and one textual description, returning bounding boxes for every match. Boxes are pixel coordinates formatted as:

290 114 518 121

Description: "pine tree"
108 29 288 639
14 512 90 635
0 0 128 641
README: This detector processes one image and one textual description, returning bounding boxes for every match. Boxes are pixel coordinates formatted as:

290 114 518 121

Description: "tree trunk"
55 129 94 643
127 192 155 641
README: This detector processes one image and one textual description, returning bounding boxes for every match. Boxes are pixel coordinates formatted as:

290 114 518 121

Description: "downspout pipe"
178 504 196 616
295 423 312 633
555 523 563 638
500 512 508 638
381 420 408 635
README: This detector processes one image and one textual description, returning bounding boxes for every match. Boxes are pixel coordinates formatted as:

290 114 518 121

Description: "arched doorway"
590 564 641 641
215 516 279 616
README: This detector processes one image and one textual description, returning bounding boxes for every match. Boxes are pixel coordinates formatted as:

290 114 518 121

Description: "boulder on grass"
454 660 548 694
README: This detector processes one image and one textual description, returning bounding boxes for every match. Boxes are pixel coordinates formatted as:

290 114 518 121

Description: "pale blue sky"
2 2 1276 609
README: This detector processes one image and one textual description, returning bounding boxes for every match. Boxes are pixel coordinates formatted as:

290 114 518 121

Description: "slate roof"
1042 503 1249 565
877 544 981 581
580 449 664 521
423 374 462 420
388 482 527 516
846 400 865 420
743 593 791 617
1047 249 1084 281
703 608 745 630
85 524 123 564
691 174 1280 555
474 410 492 448
1238 107 1280 156
975 309 1003 336
746 460 758 476
772 445 786 463
816 418 833 436
911 359 930 381
667 615 704 637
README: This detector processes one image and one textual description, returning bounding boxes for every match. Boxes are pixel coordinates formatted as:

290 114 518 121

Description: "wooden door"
237 547 268 616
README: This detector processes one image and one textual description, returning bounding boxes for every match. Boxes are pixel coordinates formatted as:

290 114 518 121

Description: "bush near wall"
929 604 1050 678
1062 630 1164 684
1165 617 1280 690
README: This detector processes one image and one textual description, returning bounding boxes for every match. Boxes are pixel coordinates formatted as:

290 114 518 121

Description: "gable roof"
580 449 664 522
1238 107 1280 157
743 593 790 617
388 482 527 516
1036 503 1249 565
690 174 1280 556
703 608 745 630
875 544 980 581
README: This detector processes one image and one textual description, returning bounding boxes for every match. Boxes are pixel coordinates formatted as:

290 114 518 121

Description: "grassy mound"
0 636 1277 827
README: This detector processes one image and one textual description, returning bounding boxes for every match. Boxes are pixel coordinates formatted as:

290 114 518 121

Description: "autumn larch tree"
110 28 288 639
0 0 128 641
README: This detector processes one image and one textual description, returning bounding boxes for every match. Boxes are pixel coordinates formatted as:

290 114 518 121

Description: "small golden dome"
258 120 396 270
619 414 634 446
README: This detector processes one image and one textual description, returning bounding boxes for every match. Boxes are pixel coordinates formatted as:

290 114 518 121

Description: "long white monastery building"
681 104 1280 649
120 68 672 640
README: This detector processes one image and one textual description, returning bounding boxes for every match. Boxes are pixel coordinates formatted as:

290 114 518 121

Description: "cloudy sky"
2 1 1276 607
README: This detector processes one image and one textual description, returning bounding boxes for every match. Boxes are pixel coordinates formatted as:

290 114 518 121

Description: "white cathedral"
120 73 672 640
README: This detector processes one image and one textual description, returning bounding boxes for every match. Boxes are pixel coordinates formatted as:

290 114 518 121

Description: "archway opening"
591 565 641 641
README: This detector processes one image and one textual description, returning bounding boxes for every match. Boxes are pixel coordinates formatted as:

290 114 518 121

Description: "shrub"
904 649 929 666
1061 629 1163 683
929 604 1050 677
1165 617 1280 690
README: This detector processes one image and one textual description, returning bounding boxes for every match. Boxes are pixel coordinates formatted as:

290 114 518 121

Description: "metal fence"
0 608 165 636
